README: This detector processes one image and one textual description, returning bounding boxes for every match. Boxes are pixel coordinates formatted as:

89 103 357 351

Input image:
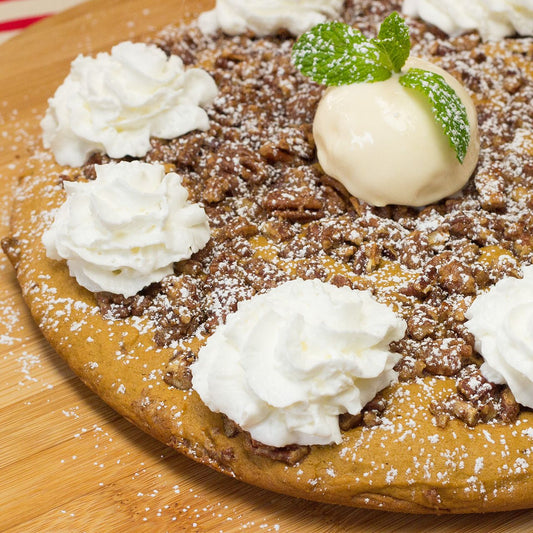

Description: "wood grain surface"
1 1 533 531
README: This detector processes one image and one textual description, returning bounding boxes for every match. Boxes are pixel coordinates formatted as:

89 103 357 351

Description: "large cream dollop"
42 161 211 297
465 266 533 409
313 58 480 207
198 0 344 36
41 41 218 167
403 0 533 40
190 279 406 447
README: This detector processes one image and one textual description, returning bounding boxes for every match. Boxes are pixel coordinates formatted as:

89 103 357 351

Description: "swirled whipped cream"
42 161 211 297
41 41 218 167
198 0 344 37
465 266 533 408
191 279 406 447
403 0 533 40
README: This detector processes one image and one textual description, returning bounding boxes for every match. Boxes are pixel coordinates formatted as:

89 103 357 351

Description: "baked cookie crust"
4 0 533 513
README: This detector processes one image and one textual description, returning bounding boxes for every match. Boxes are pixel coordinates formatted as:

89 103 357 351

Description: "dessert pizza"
3 0 533 513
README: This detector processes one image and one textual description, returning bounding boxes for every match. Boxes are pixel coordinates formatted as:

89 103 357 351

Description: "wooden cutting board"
1 1 533 530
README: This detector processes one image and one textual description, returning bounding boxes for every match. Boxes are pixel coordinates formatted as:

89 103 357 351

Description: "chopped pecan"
259 125 314 165
429 365 521 428
262 167 325 222
202 173 240 204
221 415 240 438
83 152 110 179
475 168 507 212
217 216 259 241
394 354 427 381
244 439 310 466
164 348 197 390
419 338 472 377
426 252 477 295
457 366 497 403
171 133 205 169
262 188 323 222
513 233 533 258
500 387 520 423
261 219 296 243
397 230 431 269
503 67 525 94
400 275 435 300
362 395 388 428
151 275 205 345
429 400 451 429
242 257 290 291
353 242 382 275
406 305 439 341
278 236 322 260
294 260 328 281
490 255 522 283
96 291 153 319
329 273 354 289
285 84 323 122
450 398 481 427
175 259 204 277
339 413 363 431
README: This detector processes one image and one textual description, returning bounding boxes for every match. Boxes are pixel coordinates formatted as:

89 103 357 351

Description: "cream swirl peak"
41 41 218 167
465 266 533 409
191 279 406 447
42 161 211 297
198 0 344 36
403 0 533 40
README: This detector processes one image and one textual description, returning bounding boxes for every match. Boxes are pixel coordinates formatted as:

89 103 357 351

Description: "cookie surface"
4 0 533 514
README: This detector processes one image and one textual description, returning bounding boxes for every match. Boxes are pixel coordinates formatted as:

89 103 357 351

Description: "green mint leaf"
399 68 470 163
374 11 411 73
292 21 392 86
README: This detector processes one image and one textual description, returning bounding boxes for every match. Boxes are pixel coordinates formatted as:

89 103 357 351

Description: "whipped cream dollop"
42 161 211 297
191 279 406 447
198 0 344 37
41 41 218 167
313 57 480 207
403 0 533 40
465 266 533 409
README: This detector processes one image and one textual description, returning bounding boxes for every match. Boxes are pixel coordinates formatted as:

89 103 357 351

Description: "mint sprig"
291 21 392 85
374 11 410 73
400 68 470 163
292 12 471 163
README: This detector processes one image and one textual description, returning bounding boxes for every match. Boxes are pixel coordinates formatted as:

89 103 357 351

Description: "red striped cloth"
0 14 49 33
0 0 85 44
